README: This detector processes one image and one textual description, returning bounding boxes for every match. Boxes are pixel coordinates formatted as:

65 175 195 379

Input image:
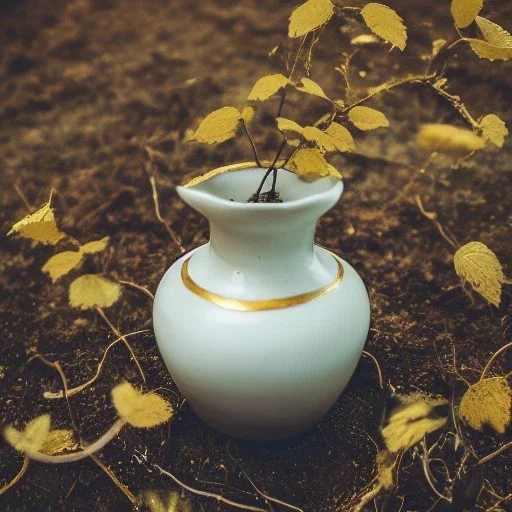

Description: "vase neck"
208 220 316 274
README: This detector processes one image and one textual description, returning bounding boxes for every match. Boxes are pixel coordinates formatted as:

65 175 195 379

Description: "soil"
0 1 511 511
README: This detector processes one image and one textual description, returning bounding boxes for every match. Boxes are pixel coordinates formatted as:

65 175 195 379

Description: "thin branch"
89 452 137 505
362 350 384 389
44 330 150 399
415 195 459 249
148 175 186 254
0 456 29 495
480 342 512 380
155 464 267 512
242 121 262 167
477 442 512 466
25 419 126 464
96 307 146 383
14 184 34 212
118 280 155 300
421 438 451 502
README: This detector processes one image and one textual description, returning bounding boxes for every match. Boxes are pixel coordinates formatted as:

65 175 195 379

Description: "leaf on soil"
382 396 448 453
324 122 356 151
80 236 110 254
42 251 83 282
247 74 290 101
459 377 512 433
241 106 255 123
416 124 485 153
360 3 407 51
4 414 51 453
480 114 508 148
187 106 242 144
297 77 329 100
454 241 504 307
288 0 334 38
348 106 389 131
69 274 122 309
287 147 329 181
40 429 78 455
376 450 396 489
111 381 173 428
450 0 483 28
468 17 512 61
8 195 66 245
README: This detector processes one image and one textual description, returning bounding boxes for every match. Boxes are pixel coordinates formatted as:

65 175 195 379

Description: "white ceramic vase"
153 165 370 440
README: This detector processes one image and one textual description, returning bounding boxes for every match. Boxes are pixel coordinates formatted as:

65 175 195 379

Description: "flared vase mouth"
178 162 343 211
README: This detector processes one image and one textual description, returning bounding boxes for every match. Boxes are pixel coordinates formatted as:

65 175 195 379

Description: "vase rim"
179 162 343 211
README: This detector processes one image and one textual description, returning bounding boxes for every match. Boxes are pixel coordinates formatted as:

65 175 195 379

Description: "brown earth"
0 1 511 511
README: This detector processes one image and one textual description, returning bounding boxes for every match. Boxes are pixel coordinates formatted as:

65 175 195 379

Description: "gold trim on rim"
184 160 286 188
181 254 344 311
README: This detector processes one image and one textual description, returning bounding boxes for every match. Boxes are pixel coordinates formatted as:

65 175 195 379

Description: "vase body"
153 166 370 440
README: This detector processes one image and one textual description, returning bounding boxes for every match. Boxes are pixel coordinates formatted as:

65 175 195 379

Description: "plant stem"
25 419 126 464
477 441 512 465
0 455 29 494
480 342 512 380
242 120 261 167
250 138 287 202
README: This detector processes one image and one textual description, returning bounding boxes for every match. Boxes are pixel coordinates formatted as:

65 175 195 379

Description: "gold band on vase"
181 255 344 312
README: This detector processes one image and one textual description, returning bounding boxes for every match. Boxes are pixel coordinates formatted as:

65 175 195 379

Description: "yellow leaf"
451 0 483 28
112 381 173 428
69 274 122 309
297 77 329 100
287 148 329 181
360 3 407 51
432 38 447 57
324 122 356 151
247 74 290 101
42 251 83 282
350 34 380 46
376 450 396 489
348 106 389 131
80 236 110 254
276 117 304 135
4 414 51 453
468 17 512 61
288 0 334 38
8 195 66 245
454 241 504 306
459 378 511 433
188 107 241 144
327 163 342 180
302 126 337 152
241 106 255 123
417 124 485 154
40 429 78 455
382 396 448 453
480 114 508 148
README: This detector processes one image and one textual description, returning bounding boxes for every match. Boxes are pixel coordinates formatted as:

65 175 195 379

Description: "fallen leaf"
459 378 511 433
40 429 78 455
382 396 448 453
247 74 290 101
8 195 65 245
80 236 110 254
69 274 122 309
454 241 504 307
4 414 51 453
451 0 483 28
42 251 83 282
416 124 485 153
188 107 242 144
348 106 389 130
288 0 334 38
360 3 407 51
112 381 173 428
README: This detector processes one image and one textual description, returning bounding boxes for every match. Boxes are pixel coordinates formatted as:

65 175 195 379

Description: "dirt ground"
0 0 510 511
